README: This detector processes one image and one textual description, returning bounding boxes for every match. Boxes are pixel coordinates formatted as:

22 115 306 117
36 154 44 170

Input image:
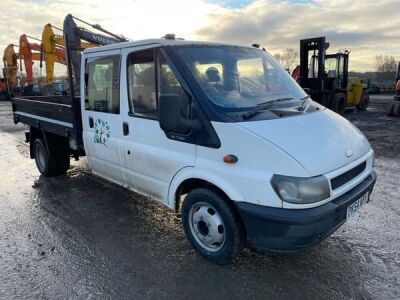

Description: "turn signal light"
223 154 238 164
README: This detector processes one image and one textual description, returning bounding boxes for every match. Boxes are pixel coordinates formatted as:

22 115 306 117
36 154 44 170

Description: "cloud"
0 0 398 75
0 0 218 76
195 0 400 71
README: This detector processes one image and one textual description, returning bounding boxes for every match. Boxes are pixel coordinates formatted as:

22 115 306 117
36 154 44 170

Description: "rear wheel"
33 137 70 177
356 90 369 111
182 188 245 264
34 138 58 176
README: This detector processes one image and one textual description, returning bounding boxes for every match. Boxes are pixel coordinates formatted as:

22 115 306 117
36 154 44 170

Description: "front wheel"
182 188 245 264
331 93 346 115
357 90 369 111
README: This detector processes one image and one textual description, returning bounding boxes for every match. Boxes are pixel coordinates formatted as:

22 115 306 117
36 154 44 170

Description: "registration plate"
346 192 369 219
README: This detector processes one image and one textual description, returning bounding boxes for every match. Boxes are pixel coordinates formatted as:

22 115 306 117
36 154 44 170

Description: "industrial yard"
0 95 399 299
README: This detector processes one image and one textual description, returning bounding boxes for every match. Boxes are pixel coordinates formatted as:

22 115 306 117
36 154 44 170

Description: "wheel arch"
168 167 243 212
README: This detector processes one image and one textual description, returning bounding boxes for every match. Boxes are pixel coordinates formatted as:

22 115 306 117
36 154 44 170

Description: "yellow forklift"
297 37 369 115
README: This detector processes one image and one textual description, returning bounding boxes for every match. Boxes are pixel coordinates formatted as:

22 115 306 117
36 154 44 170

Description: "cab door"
81 50 126 186
119 47 196 206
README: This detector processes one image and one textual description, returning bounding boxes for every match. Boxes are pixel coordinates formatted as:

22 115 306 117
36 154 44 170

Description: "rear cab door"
81 49 127 186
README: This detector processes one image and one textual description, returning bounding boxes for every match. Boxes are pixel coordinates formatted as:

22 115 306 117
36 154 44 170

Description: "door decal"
94 118 111 145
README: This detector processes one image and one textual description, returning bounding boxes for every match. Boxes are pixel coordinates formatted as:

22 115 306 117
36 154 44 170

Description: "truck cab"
13 36 376 264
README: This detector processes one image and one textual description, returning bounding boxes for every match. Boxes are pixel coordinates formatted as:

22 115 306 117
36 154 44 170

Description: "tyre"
33 137 70 177
330 93 346 115
385 103 393 116
34 138 59 176
356 90 369 111
392 102 400 117
181 188 245 264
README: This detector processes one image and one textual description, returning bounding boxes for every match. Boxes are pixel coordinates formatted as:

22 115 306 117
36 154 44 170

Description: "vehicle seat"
206 67 221 84
327 70 336 78
133 66 157 113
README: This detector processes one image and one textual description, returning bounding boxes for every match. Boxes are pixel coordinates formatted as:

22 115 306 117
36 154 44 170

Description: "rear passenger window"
85 55 120 114
127 50 157 118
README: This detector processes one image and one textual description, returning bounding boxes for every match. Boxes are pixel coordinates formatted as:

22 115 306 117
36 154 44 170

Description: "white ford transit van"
13 37 376 264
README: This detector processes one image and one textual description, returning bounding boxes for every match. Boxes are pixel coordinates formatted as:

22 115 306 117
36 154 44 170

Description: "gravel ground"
0 96 399 299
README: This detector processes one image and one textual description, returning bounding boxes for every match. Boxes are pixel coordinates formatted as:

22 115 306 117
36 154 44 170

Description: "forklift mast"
298 36 350 106
299 37 329 88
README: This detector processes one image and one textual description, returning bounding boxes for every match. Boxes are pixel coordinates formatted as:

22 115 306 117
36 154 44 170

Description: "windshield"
176 46 306 110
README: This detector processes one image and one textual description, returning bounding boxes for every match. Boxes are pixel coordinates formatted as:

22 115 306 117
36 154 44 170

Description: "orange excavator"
19 34 42 85
386 62 400 117
19 34 65 85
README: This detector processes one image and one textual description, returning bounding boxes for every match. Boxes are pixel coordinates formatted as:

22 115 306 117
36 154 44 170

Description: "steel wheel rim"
188 202 226 252
35 142 46 172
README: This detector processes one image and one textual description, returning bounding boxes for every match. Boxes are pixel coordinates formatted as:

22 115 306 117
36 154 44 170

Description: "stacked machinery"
1 14 127 99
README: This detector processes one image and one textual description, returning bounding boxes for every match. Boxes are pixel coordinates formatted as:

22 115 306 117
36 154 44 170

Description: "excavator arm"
20 33 67 84
63 14 127 92
42 23 99 84
19 34 43 84
3 44 19 93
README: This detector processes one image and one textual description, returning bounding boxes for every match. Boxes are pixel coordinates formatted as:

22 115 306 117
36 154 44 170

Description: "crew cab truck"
12 37 377 264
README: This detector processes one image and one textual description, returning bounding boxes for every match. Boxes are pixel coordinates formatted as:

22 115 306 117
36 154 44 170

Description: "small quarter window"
85 55 120 114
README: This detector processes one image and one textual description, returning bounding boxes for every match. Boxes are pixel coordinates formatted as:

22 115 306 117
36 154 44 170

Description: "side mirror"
303 88 311 95
159 93 198 133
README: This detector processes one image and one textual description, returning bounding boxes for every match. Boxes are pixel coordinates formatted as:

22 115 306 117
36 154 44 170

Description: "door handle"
89 117 94 128
123 122 129 136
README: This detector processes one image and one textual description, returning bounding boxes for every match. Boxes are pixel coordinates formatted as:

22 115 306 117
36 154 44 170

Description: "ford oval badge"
345 150 353 157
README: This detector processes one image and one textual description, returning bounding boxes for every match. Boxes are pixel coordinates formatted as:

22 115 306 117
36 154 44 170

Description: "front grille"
331 161 367 190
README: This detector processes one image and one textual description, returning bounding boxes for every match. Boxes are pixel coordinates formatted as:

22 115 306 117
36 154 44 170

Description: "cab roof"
83 38 257 54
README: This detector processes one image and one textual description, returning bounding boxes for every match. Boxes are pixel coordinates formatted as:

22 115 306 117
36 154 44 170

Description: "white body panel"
237 109 370 176
81 40 374 212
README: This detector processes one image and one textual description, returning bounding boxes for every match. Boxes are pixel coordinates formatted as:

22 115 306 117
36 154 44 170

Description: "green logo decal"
94 118 110 145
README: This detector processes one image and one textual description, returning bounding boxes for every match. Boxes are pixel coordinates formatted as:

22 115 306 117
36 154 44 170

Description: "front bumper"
235 171 377 252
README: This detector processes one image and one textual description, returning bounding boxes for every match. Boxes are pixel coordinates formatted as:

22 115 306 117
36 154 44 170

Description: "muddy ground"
0 96 399 299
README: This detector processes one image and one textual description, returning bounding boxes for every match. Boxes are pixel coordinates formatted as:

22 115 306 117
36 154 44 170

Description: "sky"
1 0 399 76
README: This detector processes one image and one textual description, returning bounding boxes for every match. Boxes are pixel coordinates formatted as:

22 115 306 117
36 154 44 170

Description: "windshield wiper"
242 97 293 120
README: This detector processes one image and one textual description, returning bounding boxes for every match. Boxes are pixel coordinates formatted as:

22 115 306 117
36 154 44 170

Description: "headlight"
271 175 330 204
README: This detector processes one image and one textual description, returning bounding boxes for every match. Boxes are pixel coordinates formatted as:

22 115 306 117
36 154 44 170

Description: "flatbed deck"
12 95 83 152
